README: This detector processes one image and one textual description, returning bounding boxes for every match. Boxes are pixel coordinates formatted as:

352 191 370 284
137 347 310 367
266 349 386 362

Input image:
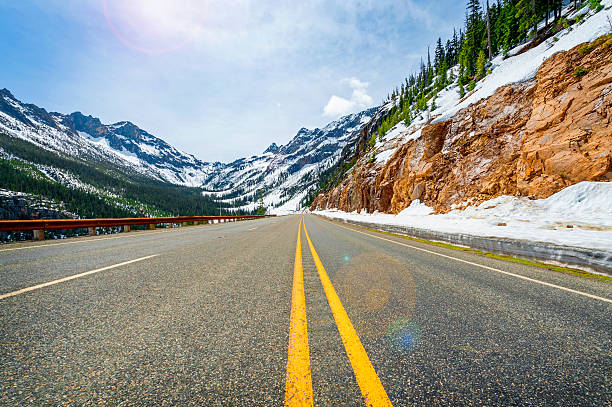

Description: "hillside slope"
202 108 377 213
313 4 612 214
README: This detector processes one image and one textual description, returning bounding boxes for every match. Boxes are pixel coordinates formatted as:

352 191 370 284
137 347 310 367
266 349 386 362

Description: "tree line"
369 0 602 149
0 133 253 219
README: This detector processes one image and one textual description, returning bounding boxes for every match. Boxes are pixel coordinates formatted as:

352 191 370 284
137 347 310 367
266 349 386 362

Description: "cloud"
323 77 374 118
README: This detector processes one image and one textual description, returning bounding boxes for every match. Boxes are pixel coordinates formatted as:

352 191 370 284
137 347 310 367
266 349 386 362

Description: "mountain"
201 108 377 213
0 88 219 186
0 88 378 215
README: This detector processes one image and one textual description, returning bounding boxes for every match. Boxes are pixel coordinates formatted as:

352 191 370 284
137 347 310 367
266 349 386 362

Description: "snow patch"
316 182 612 252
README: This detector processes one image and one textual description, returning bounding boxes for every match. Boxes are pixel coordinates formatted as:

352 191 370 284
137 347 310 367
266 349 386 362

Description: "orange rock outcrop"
312 36 612 213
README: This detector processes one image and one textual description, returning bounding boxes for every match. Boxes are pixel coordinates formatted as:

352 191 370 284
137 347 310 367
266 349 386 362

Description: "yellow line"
302 219 392 407
0 255 159 300
285 217 314 406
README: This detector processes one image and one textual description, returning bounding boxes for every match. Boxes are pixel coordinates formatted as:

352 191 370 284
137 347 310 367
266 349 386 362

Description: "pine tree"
516 0 536 40
434 38 445 70
485 0 493 60
501 0 519 51
256 192 266 215
476 49 487 79
463 0 484 76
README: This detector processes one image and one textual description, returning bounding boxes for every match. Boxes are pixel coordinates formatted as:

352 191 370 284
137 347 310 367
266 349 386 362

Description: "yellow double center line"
285 217 314 406
285 217 392 406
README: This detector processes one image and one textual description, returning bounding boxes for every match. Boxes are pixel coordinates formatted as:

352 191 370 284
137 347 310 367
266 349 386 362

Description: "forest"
0 133 252 221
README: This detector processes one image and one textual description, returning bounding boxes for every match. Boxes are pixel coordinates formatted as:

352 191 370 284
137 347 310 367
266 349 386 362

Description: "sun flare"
103 0 208 54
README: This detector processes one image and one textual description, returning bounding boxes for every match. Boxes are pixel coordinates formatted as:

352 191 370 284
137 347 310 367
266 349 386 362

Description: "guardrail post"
33 230 45 241
148 224 156 230
124 225 131 233
88 227 96 237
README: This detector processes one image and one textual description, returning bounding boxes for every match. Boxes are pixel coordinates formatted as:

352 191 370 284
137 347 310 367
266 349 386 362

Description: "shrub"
589 0 602 11
573 67 589 78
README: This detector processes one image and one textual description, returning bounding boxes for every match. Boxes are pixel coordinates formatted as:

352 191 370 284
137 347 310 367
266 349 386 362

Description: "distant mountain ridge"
0 88 378 213
203 108 377 212
0 88 218 186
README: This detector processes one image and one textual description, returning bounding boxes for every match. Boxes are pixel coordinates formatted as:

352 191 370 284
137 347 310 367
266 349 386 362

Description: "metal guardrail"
0 215 274 241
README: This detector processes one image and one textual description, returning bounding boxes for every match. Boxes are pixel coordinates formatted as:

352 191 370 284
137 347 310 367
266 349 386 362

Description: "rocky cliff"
312 36 612 214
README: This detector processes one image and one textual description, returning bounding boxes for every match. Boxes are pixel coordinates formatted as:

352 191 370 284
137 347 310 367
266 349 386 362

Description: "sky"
0 0 465 163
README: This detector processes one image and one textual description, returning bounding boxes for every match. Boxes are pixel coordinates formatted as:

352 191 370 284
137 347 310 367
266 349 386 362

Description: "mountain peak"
264 142 280 154
0 88 15 99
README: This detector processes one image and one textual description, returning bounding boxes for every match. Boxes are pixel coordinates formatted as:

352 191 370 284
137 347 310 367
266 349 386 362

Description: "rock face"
313 37 612 214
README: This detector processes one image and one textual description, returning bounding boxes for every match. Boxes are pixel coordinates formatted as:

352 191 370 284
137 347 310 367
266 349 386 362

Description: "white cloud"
323 77 374 118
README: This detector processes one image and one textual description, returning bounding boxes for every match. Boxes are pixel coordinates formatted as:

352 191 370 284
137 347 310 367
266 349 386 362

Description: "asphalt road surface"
0 215 610 406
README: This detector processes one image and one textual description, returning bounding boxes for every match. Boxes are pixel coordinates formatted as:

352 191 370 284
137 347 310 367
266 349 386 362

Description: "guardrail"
0 215 274 241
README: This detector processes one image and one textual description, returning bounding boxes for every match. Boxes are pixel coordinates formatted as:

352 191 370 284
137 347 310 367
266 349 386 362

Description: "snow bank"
315 182 612 252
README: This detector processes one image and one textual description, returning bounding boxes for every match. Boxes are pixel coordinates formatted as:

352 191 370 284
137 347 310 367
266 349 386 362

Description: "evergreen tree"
485 0 493 59
501 0 519 51
516 0 537 40
256 192 266 215
463 0 484 76
434 38 445 71
476 49 487 79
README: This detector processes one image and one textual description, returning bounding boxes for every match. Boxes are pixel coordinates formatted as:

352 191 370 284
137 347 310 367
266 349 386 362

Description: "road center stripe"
0 255 159 300
302 219 393 407
285 217 314 406
322 217 612 304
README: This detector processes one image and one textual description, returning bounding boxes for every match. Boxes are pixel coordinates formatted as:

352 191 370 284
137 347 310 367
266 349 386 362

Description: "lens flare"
386 318 421 354
103 0 208 54
333 252 416 339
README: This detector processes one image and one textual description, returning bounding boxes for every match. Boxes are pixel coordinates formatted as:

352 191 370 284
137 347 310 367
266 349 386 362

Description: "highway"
0 214 610 406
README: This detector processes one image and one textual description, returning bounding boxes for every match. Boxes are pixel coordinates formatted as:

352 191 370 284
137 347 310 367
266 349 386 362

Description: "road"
0 214 610 406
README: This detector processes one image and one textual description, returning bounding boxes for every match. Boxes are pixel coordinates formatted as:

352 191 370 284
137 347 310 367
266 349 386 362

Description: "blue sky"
0 0 465 162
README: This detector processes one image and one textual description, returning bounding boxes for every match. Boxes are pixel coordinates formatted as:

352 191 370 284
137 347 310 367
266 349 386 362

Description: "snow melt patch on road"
316 182 612 252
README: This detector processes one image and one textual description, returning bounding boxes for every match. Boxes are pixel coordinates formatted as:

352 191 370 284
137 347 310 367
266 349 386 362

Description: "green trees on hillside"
304 1 601 208
0 133 250 219
369 0 595 146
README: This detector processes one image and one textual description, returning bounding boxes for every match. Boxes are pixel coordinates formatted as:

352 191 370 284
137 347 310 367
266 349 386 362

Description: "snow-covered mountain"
201 108 377 213
0 88 220 186
0 87 377 213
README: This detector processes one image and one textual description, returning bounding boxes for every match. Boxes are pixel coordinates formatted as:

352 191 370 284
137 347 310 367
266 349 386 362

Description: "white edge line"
321 217 612 304
0 254 159 300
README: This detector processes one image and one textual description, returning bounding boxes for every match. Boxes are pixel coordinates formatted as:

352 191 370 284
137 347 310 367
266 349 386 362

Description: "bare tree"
486 0 492 60
532 0 537 35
